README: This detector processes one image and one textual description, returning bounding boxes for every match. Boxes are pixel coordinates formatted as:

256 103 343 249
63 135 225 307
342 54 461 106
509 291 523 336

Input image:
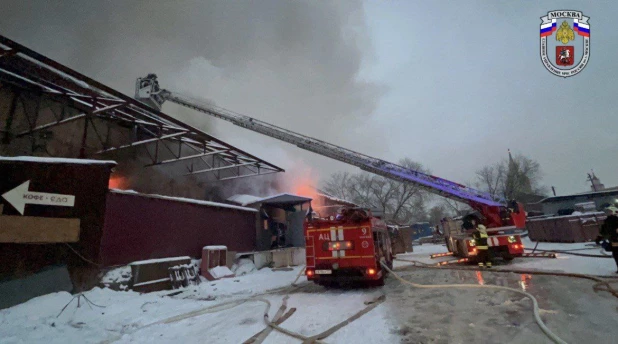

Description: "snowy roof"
316 192 357 206
110 189 258 212
527 211 606 222
535 188 618 203
227 193 312 206
574 186 618 194
0 156 117 165
240 193 312 206
226 194 262 206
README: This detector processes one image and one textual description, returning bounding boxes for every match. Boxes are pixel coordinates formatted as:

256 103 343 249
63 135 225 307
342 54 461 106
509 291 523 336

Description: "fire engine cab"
304 207 393 287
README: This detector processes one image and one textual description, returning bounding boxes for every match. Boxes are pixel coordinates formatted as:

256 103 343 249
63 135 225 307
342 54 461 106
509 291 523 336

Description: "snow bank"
181 265 306 301
232 258 257 276
1 291 73 319
0 156 117 165
0 265 307 343
0 286 205 344
100 266 131 286
210 266 234 279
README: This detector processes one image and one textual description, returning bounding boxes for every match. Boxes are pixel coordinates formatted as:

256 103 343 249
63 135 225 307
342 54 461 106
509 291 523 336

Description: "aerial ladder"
134 74 526 233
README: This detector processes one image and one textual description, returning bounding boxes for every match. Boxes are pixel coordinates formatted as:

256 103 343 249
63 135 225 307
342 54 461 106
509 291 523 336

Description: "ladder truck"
135 74 527 262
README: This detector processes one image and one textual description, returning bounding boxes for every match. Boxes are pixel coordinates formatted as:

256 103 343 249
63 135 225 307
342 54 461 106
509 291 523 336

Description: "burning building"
0 35 286 306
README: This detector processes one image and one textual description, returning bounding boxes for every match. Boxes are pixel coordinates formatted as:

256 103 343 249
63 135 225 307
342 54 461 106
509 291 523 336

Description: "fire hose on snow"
395 257 618 299
380 261 568 344
524 247 612 258
99 265 384 344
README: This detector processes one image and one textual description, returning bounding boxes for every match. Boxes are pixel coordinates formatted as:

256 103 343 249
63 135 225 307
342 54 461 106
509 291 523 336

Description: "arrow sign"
1 180 75 215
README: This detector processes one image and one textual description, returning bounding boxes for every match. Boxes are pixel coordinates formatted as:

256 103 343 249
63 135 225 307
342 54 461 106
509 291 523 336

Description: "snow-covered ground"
2 238 617 344
1 266 308 344
395 237 617 276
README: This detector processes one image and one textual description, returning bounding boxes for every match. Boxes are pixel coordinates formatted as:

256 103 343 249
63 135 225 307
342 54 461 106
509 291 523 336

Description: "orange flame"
108 175 129 190
285 163 324 209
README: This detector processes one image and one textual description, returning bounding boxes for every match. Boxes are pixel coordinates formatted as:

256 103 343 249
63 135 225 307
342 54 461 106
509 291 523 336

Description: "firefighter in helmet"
472 224 492 268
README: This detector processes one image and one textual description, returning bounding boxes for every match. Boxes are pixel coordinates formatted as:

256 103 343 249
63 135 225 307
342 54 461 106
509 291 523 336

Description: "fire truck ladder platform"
134 74 507 208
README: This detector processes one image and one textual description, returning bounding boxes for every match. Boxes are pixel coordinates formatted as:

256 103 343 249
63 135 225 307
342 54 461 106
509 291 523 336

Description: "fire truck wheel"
457 240 467 257
368 276 385 287
502 253 514 261
320 281 339 289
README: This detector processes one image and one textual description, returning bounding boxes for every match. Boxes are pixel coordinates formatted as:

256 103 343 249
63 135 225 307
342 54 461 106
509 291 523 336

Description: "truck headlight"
469 239 476 246
508 236 517 243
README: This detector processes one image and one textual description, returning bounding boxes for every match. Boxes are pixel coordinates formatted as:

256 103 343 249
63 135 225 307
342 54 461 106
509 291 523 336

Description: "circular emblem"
362 241 369 249
539 10 590 78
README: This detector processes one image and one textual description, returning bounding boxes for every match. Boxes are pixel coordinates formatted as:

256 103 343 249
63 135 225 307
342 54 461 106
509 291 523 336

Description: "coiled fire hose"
380 261 568 344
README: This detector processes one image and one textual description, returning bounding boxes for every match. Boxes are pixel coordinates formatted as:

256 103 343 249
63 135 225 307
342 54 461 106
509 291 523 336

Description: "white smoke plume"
1 1 386 198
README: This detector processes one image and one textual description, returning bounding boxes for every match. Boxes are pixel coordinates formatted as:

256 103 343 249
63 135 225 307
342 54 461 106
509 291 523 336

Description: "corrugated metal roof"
535 188 618 203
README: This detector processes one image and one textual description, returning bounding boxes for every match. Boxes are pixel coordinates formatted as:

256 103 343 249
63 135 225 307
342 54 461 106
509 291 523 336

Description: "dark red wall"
100 192 257 266
0 160 113 281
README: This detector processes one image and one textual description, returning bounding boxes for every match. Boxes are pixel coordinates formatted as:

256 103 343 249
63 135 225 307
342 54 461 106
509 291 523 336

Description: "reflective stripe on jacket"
472 230 488 249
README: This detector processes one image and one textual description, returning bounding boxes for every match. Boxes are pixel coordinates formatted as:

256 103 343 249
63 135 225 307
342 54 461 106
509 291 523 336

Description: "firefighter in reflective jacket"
472 225 492 268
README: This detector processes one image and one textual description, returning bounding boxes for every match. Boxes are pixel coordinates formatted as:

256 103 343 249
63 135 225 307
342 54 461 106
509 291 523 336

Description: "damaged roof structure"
0 35 283 181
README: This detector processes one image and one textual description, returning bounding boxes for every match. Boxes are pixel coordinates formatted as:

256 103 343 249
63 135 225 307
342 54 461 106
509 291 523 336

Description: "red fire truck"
136 74 528 265
304 208 393 287
439 211 526 261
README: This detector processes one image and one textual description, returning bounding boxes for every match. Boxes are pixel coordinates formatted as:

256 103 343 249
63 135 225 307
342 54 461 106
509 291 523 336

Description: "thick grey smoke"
1 0 385 198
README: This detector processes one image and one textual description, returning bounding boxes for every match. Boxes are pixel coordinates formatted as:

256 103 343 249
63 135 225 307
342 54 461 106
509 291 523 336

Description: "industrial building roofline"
0 35 283 181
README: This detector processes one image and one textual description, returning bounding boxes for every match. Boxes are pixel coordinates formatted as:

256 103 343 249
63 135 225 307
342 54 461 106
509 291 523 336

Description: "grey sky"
1 0 616 196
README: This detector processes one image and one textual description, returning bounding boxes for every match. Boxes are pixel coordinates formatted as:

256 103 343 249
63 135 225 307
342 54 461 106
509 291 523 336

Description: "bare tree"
428 205 448 226
475 163 506 198
440 198 472 217
475 153 547 201
322 172 356 203
322 158 429 225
